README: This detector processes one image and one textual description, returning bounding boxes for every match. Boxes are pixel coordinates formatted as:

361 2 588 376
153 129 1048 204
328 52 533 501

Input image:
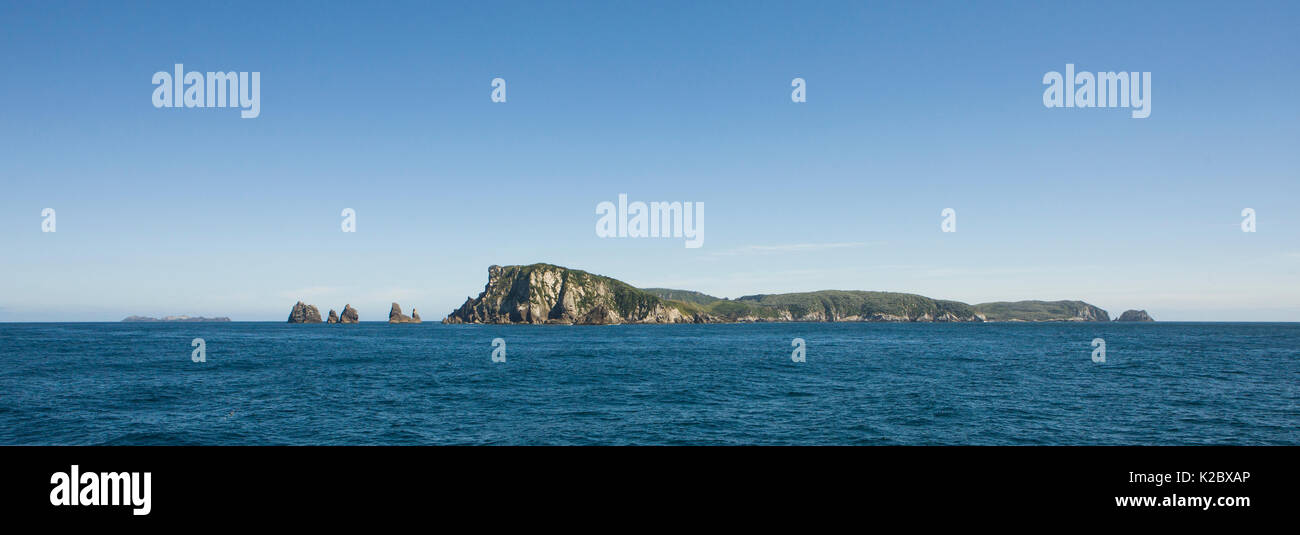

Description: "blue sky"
1 0 1297 321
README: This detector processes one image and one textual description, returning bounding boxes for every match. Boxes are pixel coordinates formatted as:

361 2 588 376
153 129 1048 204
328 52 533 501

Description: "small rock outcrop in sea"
287 301 323 323
389 302 422 324
326 309 340 323
1116 309 1155 322
340 304 359 324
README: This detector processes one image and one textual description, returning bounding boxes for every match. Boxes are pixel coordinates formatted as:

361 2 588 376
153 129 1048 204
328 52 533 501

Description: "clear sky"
1 0 1297 321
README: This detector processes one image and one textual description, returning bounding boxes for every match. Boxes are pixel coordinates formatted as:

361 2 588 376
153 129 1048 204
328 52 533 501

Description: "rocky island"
443 263 1149 325
1116 309 1155 322
340 304 359 323
291 302 361 324
287 301 323 323
388 303 422 324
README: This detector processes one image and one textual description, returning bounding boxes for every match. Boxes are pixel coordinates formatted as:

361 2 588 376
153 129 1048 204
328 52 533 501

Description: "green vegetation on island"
971 300 1110 322
444 263 1136 325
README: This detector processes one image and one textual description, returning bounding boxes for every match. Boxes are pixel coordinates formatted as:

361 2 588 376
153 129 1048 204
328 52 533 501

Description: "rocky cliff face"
287 301 323 323
1075 305 1109 321
1116 309 1155 322
444 264 704 325
326 309 340 323
340 304 359 324
389 303 422 324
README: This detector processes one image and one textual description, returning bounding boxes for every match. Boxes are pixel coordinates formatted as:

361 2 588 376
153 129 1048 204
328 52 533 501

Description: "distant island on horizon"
430 263 1157 325
122 315 231 323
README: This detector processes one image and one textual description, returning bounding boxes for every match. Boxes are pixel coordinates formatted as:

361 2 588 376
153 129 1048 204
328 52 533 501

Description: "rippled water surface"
1 322 1295 445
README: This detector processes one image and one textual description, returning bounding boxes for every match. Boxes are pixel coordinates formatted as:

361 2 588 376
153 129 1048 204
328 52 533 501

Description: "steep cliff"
444 264 706 325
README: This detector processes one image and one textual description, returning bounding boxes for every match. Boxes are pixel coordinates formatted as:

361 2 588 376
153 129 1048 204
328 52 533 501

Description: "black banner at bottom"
1 446 1289 523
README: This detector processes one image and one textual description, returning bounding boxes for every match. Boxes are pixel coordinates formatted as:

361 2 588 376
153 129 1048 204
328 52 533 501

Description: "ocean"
1 322 1295 445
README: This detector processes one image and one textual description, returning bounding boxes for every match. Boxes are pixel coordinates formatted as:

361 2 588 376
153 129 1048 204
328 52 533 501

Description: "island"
290 302 361 324
1116 309 1155 322
287 301 323 323
442 263 1146 325
388 303 421 324
122 315 230 322
340 304 359 323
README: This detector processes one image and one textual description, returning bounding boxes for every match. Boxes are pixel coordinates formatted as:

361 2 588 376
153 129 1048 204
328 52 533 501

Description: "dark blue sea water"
0 322 1295 445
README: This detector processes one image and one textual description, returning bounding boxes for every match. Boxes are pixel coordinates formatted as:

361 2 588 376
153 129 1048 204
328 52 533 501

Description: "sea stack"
1116 309 1155 322
326 309 340 323
287 301 323 323
340 304 360 324
389 302 422 324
